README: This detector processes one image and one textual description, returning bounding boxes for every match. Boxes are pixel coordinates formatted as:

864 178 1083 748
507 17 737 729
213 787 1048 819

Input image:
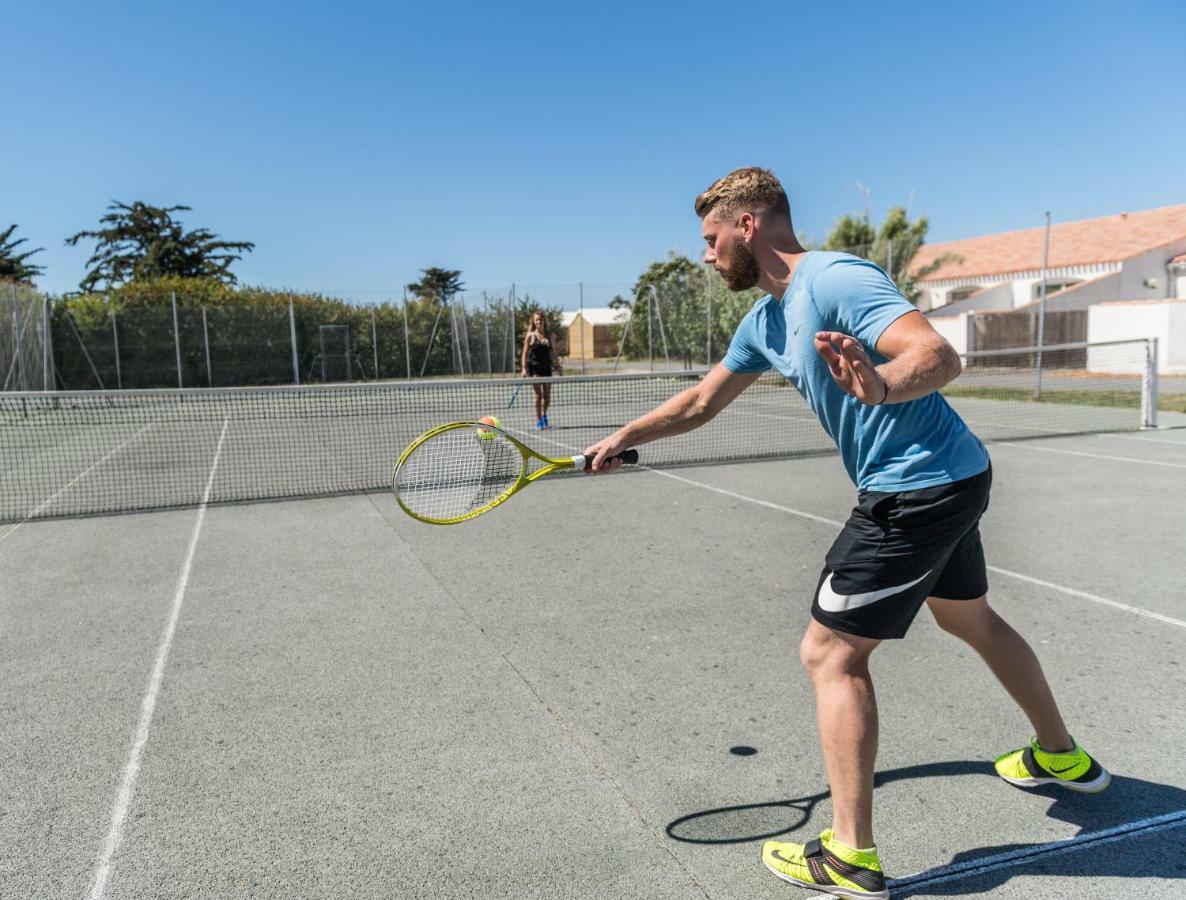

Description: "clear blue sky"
7 0 1184 306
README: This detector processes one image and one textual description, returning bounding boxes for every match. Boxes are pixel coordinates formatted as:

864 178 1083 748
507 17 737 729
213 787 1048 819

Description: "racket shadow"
665 761 988 845
666 761 1186 896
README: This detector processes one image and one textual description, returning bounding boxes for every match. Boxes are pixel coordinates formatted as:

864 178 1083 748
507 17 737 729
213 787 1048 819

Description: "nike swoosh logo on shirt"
817 570 932 613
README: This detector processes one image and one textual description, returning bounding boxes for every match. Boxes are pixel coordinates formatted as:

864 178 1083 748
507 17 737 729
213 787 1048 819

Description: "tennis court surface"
3 350 1185 898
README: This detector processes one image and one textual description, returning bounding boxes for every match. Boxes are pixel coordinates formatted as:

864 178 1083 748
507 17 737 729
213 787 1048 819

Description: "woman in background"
520 310 560 429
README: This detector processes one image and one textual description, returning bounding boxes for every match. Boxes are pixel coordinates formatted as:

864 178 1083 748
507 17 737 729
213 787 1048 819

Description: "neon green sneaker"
762 828 888 898
994 737 1111 793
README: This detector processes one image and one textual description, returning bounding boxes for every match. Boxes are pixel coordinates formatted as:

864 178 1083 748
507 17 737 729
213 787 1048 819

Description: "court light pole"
579 282 586 375
371 307 379 379
481 291 492 375
402 286 411 380
706 266 713 364
1034 211 1051 400
112 310 123 389
288 299 300 384
171 290 183 389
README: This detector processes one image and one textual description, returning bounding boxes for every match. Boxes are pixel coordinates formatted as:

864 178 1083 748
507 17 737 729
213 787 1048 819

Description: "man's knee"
799 622 876 678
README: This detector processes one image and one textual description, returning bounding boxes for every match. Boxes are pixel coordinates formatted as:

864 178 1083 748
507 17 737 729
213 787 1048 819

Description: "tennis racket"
392 421 638 525
506 383 522 409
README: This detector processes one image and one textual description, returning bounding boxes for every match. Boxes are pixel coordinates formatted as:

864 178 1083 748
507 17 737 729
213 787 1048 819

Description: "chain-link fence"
34 286 604 390
7 240 1133 391
13 279 746 390
1 283 53 391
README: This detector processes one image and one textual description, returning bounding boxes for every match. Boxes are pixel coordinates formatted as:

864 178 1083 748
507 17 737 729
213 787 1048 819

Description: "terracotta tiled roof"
912 204 1186 281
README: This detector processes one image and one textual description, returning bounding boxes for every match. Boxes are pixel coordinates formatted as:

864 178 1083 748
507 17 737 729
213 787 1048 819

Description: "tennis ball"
476 415 502 439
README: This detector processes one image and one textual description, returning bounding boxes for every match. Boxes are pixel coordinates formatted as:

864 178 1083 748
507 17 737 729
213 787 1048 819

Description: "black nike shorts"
811 466 992 640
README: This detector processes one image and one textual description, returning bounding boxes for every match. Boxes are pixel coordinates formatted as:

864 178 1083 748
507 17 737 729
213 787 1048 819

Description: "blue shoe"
534 419 544 429
542 415 549 429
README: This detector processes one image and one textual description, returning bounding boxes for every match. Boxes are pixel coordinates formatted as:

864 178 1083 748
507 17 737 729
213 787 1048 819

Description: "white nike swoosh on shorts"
817 570 932 613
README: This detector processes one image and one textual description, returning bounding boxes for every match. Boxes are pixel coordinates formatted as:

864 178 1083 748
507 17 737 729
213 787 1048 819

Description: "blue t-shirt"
723 251 989 491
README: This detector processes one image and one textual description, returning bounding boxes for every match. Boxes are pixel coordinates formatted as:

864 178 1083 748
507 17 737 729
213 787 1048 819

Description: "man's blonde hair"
694 167 791 223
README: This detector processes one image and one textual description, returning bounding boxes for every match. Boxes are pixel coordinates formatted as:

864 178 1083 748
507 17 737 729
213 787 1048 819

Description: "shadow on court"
665 760 1186 895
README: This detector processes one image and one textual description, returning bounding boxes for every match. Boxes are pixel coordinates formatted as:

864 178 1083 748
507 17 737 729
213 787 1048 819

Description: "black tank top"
527 334 552 368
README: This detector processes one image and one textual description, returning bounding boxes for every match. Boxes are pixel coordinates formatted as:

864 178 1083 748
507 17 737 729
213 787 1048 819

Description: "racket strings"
395 427 523 521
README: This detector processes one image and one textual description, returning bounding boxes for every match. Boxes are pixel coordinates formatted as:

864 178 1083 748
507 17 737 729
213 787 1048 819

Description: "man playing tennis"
584 167 1109 897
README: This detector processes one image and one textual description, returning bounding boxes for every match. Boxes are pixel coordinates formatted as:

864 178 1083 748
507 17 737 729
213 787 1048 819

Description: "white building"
915 204 1186 370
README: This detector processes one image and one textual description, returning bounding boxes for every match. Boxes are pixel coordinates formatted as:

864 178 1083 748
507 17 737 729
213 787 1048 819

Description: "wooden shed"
561 308 631 360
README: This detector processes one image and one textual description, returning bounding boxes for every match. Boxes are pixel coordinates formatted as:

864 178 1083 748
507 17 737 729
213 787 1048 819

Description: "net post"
172 290 183 388
288 299 300 384
1142 338 1158 429
202 307 213 387
402 287 412 380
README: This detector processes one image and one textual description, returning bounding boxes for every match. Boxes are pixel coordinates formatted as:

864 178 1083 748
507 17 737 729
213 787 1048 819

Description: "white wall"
918 243 1186 313
1087 301 1186 373
929 313 971 356
1170 303 1186 371
1170 267 1186 300
1117 242 1186 298
1041 273 1123 311
917 285 942 311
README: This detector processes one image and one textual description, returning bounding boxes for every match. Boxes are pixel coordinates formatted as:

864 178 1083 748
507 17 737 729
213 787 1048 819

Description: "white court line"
974 566 1186 630
1097 432 1186 447
888 809 1186 893
993 442 1186 470
86 417 228 900
645 468 847 528
519 429 1186 885
0 424 155 547
646 469 1186 631
516 427 1186 631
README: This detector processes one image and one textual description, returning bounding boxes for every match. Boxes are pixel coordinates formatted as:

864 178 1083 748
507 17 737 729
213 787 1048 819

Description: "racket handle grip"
579 449 639 471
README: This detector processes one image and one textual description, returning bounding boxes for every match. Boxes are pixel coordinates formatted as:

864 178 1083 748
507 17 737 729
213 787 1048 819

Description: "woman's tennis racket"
392 421 638 525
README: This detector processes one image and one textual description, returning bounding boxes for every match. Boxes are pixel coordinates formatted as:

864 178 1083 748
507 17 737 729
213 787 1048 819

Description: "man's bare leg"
927 595 1072 752
799 619 881 849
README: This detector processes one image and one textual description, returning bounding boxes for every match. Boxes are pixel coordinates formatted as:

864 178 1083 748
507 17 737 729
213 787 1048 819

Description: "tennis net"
0 339 1158 523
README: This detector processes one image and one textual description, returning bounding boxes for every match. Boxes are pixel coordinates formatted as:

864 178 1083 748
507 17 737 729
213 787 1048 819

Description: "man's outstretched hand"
814 331 889 405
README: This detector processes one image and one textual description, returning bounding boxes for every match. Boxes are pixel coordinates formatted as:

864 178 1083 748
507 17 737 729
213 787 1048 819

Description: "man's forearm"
875 341 961 405
613 385 712 445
